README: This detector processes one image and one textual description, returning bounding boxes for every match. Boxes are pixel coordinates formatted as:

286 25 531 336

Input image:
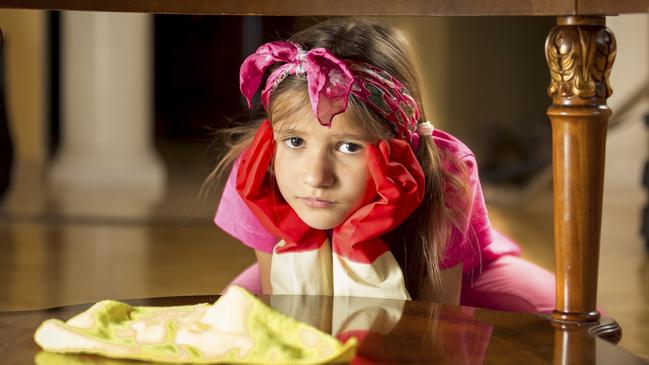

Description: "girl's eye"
337 142 362 154
283 137 305 149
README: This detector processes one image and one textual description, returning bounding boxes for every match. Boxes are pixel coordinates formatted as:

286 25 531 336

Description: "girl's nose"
301 154 335 188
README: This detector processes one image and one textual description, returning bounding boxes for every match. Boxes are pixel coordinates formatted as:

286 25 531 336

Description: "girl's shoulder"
433 128 522 273
431 128 475 161
214 155 278 253
431 128 479 183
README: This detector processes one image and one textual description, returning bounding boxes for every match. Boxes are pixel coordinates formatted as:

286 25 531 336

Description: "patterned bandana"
239 41 423 148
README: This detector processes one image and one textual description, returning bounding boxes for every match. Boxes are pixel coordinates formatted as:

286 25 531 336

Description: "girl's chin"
288 201 353 230
302 219 339 231
297 212 345 231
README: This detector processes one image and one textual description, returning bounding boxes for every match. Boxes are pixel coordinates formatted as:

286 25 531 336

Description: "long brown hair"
206 18 470 299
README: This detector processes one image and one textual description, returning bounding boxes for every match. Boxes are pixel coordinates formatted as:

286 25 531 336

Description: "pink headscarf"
239 41 424 148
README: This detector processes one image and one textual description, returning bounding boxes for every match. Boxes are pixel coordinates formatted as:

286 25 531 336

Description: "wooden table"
1 294 648 364
0 0 647 356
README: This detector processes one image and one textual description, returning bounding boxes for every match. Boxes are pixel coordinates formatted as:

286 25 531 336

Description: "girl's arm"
418 263 463 304
255 249 273 294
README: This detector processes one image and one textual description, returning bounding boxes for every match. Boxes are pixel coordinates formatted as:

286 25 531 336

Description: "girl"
210 18 555 313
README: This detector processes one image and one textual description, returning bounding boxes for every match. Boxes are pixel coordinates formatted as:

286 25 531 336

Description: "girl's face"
272 108 382 230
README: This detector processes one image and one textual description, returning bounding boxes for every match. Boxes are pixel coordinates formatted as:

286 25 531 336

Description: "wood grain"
1 295 648 364
0 0 646 16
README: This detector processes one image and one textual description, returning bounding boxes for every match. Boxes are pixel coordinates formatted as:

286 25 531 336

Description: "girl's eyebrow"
275 128 305 136
276 127 369 142
329 133 372 142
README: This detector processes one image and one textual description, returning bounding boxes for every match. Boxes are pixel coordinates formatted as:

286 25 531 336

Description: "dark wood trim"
578 0 649 15
0 0 643 16
588 317 623 344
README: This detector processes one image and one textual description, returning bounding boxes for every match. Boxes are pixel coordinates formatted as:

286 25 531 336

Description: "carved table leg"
551 317 623 365
552 321 596 365
545 16 620 340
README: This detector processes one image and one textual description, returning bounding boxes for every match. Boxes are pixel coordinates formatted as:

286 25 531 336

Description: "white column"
50 11 165 218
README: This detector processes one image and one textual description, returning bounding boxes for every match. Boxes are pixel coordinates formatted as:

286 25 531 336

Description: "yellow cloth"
34 286 357 364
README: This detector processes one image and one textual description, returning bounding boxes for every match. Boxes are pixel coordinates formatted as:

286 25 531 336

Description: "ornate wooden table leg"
545 16 621 341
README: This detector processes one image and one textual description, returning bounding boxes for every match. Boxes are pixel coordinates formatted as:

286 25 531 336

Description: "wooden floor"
1 128 648 361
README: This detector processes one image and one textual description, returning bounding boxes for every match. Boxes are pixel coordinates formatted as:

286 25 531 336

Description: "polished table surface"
1 294 647 365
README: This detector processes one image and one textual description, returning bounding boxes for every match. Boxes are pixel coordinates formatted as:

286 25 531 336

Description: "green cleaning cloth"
34 286 357 364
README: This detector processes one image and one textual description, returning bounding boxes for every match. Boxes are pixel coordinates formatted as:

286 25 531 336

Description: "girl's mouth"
300 197 336 208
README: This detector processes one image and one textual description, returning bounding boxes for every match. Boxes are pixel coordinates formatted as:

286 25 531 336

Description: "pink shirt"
214 128 520 274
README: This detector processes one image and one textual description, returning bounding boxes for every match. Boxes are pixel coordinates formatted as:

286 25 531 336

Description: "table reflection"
270 295 493 365
21 294 646 365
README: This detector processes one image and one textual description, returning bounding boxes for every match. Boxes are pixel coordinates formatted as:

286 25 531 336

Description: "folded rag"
34 286 357 364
